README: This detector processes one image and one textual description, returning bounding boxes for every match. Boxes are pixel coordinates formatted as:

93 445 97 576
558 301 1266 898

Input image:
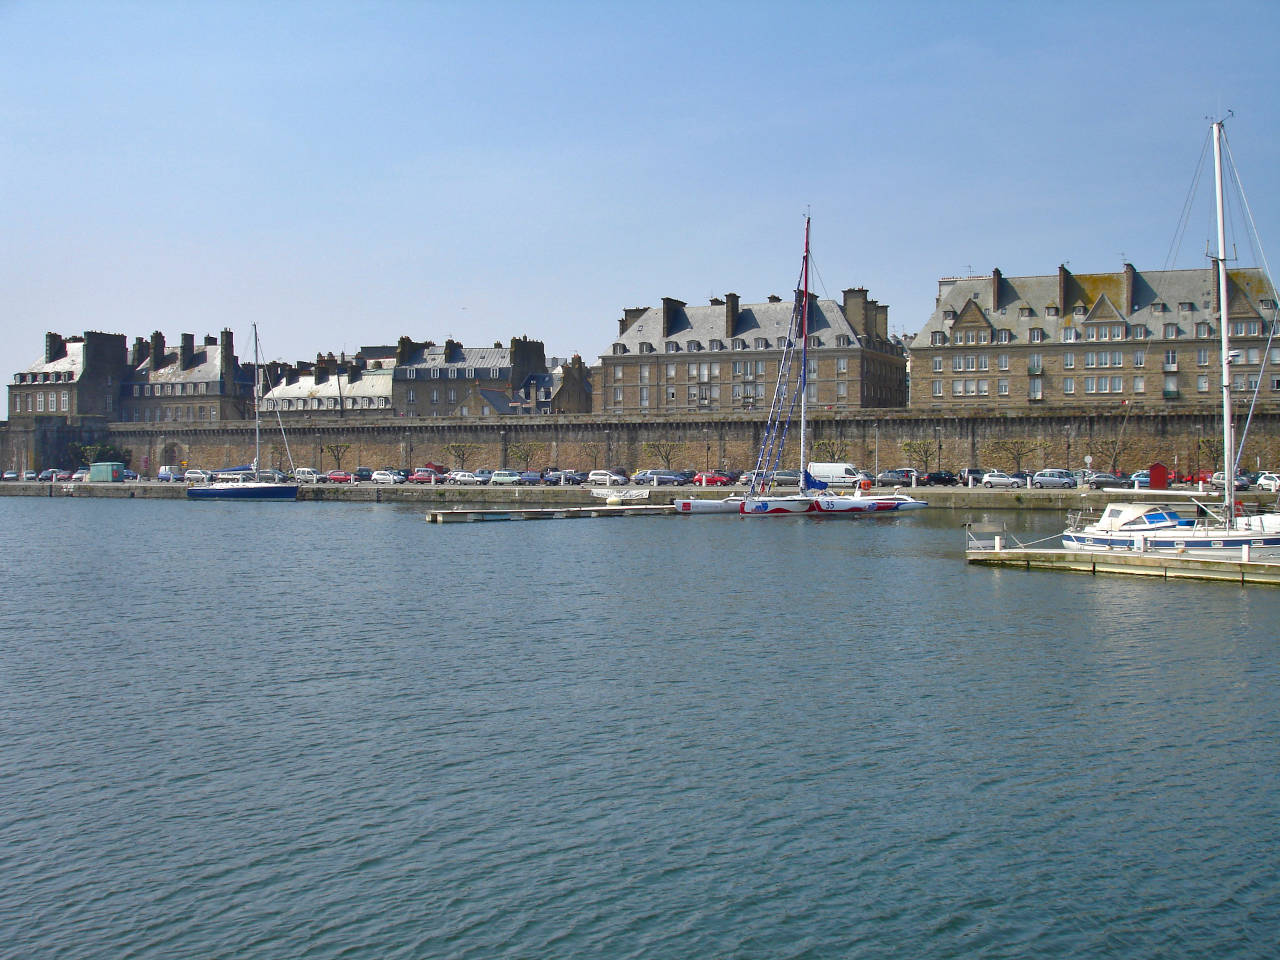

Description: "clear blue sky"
4 0 1280 418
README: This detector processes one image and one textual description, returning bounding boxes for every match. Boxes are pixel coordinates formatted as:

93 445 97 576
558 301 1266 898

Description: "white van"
294 467 323 483
806 462 861 486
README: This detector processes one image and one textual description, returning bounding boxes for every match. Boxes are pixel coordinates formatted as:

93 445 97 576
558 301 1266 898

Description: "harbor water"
2 497 1278 958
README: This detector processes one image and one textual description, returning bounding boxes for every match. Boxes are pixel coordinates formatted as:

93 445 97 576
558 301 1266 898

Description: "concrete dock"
966 544 1280 586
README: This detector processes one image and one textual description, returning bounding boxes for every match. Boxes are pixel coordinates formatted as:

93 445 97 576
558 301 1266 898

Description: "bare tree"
579 442 602 469
812 438 848 462
443 442 476 471
900 439 935 472
325 443 350 470
641 440 681 469
983 437 1042 473
507 441 545 470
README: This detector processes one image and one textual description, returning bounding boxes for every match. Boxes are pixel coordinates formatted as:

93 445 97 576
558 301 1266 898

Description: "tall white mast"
253 322 261 474
798 216 810 482
1213 120 1235 526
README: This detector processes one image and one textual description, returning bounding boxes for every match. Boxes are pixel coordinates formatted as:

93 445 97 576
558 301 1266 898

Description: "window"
407 389 415 403
836 381 847 397
964 330 976 344
964 355 976 371
430 368 440 378
60 391 69 411
1113 324 1125 339
447 388 456 402
639 365 650 384
997 378 1009 396
1163 323 1179 339
1062 327 1079 342
1179 301 1193 312
613 366 623 381
1196 322 1213 338
666 342 679 353
1028 353 1042 374
666 363 677 378
978 356 988 371
710 339 725 351
639 386 649 408
448 368 458 379
1063 377 1075 394
996 329 1011 344
997 353 1009 371
932 381 943 397
952 380 963 396
1197 375 1210 392
686 341 701 352
1111 351 1123 367
952 356 963 372
1133 350 1145 367
1046 307 1060 318
612 386 623 405
1074 306 1087 317
1019 307 1032 318
36 393 43 412
977 380 989 396
1197 348 1210 367
931 357 943 373
1164 349 1177 367
1063 353 1075 369
1029 379 1043 400
836 357 848 373
1029 328 1045 343
978 331 989 344
430 389 439 403
1132 324 1149 339
943 310 956 321
1084 377 1097 394
1133 376 1145 393
930 331 946 346
1111 377 1123 393
753 338 768 349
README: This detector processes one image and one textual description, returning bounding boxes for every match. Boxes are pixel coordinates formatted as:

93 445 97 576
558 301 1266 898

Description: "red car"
408 469 443 483
326 470 352 483
692 471 731 486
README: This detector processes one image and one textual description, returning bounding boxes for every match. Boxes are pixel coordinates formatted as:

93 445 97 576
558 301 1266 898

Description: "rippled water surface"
2 497 1278 958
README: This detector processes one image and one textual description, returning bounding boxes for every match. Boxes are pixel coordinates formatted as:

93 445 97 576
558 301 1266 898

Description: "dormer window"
930 331 946 346
1019 307 1032 318
943 310 956 321
1046 307 1060 318
1150 301 1165 313
807 335 821 347
1073 306 1086 317
638 342 653 353
665 341 679 353
754 338 768 349
685 340 701 352
834 335 850 347
732 338 746 350
1261 299 1276 310
709 339 724 351
1163 323 1180 339
1029 328 1046 343
1179 301 1194 312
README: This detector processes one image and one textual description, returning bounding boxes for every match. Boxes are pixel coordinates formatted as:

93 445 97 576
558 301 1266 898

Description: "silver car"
1032 469 1076 489
981 471 1022 489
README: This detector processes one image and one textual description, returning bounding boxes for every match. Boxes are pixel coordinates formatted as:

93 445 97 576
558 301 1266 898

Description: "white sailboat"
1062 118 1280 555
187 323 299 502
738 217 925 516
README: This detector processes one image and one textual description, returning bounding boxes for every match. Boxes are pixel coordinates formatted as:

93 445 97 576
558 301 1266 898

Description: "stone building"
7 331 128 469
119 330 250 424
597 289 908 415
910 264 1280 410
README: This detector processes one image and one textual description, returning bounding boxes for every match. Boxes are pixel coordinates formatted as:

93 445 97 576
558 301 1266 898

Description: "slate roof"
612 296 863 354
401 344 511 370
917 266 1274 340
262 367 394 401
22 342 86 378
131 345 231 385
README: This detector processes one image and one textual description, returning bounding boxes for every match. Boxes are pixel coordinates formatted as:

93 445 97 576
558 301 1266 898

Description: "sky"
4 0 1280 418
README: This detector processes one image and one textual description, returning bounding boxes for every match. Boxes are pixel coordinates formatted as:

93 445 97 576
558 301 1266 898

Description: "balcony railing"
1163 389 1181 399
1026 364 1043 375
1162 362 1178 372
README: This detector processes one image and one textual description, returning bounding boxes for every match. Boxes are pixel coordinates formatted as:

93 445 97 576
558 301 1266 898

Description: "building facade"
910 264 1280 410
119 330 250 424
597 288 908 415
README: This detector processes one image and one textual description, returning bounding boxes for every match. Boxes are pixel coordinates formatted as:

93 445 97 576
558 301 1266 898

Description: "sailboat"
187 323 299 502
738 217 925 516
1062 118 1280 555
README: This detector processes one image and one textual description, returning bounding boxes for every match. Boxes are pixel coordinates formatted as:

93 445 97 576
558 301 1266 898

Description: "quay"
965 527 1280 586
427 503 674 522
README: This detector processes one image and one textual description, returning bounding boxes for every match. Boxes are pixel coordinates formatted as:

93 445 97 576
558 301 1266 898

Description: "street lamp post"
704 428 710 471
874 422 880 476
934 425 941 472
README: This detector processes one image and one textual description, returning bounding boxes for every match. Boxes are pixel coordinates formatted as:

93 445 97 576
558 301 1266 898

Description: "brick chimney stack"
724 293 739 339
180 333 195 369
44 332 66 363
131 337 150 368
150 331 166 369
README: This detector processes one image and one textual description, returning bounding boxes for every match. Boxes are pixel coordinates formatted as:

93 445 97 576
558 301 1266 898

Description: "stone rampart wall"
101 409 1280 477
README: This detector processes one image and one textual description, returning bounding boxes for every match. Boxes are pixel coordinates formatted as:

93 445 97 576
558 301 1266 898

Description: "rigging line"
1163 129 1212 271
1221 133 1280 468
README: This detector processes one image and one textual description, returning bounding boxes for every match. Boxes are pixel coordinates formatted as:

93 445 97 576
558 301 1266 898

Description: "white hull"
740 492 929 515
1062 500 1280 554
674 496 743 514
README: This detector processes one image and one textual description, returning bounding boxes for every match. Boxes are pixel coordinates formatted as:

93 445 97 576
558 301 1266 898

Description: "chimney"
767 294 782 303
150 331 166 369
219 329 234 373
724 293 739 339
660 297 685 339
397 335 415 365
180 333 195 369
619 307 646 337
875 304 889 340
1058 265 1070 313
314 358 328 385
131 337 150 368
991 268 1003 311
44 332 66 363
843 288 870 338
1123 263 1136 315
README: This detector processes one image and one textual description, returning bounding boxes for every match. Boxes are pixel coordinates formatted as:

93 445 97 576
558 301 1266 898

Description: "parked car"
1210 471 1250 491
980 471 1021 488
474 470 493 484
515 471 543 485
447 471 483 485
1129 470 1151 488
157 465 183 482
37 468 58 481
2 471 17 481
692 471 732 486
1254 472 1280 492
876 469 913 486
23 471 37 480
408 468 443 483
351 467 374 483
586 470 628 486
958 467 988 486
122 469 139 481
294 467 325 483
68 468 88 481
1084 471 1127 490
489 469 522 485
544 470 585 485
771 470 802 486
371 470 404 484
738 469 769 487
632 469 683 486
326 470 352 483
919 470 959 486
1031 469 1076 489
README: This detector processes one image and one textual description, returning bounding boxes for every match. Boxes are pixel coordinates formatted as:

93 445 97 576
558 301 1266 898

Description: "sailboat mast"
1212 120 1235 526
799 216 810 478
253 322 262 474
